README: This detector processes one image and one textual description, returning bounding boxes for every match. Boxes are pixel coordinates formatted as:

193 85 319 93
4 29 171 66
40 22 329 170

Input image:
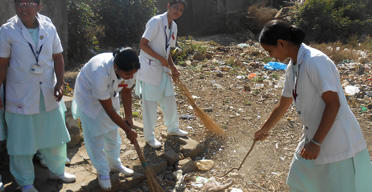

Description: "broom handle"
221 140 256 177
125 121 147 164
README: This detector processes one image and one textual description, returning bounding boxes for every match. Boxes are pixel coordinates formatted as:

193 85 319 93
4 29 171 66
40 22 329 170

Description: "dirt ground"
1 34 372 192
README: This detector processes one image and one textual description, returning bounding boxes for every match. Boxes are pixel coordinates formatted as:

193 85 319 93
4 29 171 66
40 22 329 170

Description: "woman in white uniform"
72 48 139 191
254 20 372 191
0 84 5 192
136 0 188 149
0 1 76 192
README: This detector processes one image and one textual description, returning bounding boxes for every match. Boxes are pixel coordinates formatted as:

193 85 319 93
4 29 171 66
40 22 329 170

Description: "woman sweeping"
136 0 188 149
254 20 372 191
72 48 139 191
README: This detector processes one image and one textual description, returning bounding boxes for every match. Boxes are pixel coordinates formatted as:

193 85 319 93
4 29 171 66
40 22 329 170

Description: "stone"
177 157 195 173
180 137 204 159
193 52 205 61
161 149 180 166
194 159 215 171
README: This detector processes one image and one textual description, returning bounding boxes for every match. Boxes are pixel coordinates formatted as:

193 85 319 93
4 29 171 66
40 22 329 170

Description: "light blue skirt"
5 92 70 155
287 149 372 192
135 71 175 102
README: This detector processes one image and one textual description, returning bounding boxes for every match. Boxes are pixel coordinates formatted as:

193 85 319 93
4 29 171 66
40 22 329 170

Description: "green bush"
94 0 157 48
67 0 157 63
67 0 102 64
294 0 372 43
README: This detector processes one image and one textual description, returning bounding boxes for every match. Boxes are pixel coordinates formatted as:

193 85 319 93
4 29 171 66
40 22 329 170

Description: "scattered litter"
361 106 368 112
192 95 201 99
264 62 287 70
345 85 360 96
203 177 233 192
248 73 257 79
181 114 195 120
230 188 243 192
237 43 249 48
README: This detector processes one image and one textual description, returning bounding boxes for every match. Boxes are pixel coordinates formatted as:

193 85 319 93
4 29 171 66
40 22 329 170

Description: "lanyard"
292 64 301 102
28 42 43 65
164 25 173 52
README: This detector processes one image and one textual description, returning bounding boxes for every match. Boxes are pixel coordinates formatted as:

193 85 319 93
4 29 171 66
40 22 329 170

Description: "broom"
126 122 164 192
168 67 225 135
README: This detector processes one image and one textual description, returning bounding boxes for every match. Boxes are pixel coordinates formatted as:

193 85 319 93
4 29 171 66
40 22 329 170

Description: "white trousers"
83 128 122 176
142 95 179 142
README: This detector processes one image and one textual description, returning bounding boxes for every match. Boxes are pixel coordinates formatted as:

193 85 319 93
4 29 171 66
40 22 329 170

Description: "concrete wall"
0 0 68 64
155 0 267 35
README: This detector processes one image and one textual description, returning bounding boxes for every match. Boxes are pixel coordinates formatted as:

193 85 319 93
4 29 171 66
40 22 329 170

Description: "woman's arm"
139 38 169 67
121 87 133 127
0 58 9 109
99 98 137 144
300 91 340 160
254 96 293 140
53 53 64 102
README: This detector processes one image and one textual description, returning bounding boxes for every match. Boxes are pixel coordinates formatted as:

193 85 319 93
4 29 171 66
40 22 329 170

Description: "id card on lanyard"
292 64 301 102
28 42 44 75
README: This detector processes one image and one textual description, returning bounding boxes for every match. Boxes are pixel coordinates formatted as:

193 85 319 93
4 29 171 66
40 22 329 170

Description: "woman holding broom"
254 20 372 191
136 0 188 149
72 47 139 191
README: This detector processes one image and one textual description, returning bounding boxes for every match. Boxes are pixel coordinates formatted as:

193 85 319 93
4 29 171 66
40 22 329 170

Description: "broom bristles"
133 141 165 192
170 72 225 135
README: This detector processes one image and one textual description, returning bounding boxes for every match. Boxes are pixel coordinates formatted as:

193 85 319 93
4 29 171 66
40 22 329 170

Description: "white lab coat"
72 53 134 120
0 16 63 115
136 12 178 86
282 44 367 164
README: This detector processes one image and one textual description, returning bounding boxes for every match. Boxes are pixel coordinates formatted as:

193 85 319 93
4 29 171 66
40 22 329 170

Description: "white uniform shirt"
0 16 63 114
136 12 178 86
282 43 367 164
73 53 135 119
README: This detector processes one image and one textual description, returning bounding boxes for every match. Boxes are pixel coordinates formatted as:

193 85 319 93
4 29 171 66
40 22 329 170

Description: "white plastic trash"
345 85 360 96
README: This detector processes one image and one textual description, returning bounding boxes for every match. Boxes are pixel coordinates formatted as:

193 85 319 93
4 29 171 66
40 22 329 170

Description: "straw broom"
133 140 164 192
126 122 164 192
168 67 225 135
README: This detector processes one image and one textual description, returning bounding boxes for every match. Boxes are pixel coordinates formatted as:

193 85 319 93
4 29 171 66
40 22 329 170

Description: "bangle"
311 139 322 146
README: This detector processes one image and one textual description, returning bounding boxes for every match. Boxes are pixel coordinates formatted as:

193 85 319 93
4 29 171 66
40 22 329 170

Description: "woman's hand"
125 129 138 145
171 66 180 78
124 117 134 127
254 128 269 141
160 57 170 68
54 82 63 102
300 141 321 160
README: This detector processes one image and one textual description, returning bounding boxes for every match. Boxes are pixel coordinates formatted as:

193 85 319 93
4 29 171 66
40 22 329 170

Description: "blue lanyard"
28 42 43 65
292 64 301 102
164 25 173 52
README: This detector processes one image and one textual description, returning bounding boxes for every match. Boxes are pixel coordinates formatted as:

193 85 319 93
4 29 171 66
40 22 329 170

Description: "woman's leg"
9 155 35 186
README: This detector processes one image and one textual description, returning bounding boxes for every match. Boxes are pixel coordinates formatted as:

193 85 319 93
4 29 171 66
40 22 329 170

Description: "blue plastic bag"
264 62 287 70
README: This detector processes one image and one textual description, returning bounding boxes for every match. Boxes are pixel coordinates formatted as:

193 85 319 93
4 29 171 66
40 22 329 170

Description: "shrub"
67 0 102 64
67 0 157 63
294 0 372 43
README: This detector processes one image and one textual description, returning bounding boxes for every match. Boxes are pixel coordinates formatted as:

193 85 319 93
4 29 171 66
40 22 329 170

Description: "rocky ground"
1 34 371 192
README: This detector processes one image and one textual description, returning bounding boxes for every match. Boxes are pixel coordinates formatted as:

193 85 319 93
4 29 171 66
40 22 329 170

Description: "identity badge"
31 64 44 75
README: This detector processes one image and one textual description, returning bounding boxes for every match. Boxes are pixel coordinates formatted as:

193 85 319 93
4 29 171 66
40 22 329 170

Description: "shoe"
98 175 111 191
110 164 134 176
65 157 71 165
49 172 76 183
19 185 38 192
168 129 188 136
146 138 162 149
0 182 4 192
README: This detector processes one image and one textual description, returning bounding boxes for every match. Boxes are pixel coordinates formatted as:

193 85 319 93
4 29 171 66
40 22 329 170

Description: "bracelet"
311 139 322 146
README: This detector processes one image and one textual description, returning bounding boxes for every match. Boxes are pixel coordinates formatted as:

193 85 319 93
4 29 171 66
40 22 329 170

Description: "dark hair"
14 0 40 5
169 0 187 8
113 47 140 71
259 20 305 46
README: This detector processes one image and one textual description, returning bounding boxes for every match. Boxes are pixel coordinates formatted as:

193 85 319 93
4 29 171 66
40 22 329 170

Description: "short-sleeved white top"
0 16 63 114
136 12 178 86
73 53 135 119
282 43 366 164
